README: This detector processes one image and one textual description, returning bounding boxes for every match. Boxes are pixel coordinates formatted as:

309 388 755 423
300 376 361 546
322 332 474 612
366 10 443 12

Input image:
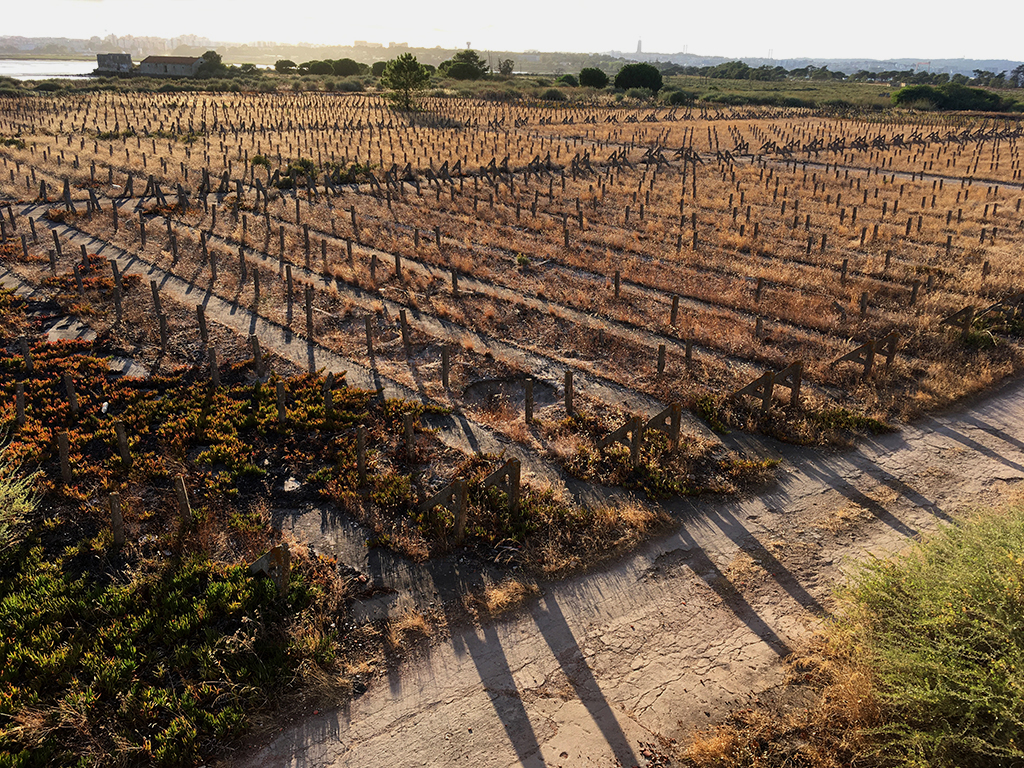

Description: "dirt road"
232 372 1024 767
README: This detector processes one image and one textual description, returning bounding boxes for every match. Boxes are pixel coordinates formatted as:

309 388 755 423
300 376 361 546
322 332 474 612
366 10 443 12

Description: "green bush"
614 62 662 93
557 74 578 87
892 82 1010 111
838 505 1024 767
336 78 365 92
439 49 489 80
579 67 609 88
332 58 361 77
0 449 35 555
625 87 654 101
539 87 567 101
662 89 695 106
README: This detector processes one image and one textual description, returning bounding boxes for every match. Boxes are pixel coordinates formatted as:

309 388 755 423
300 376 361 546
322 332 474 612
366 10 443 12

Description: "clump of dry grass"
385 609 433 652
463 576 541 619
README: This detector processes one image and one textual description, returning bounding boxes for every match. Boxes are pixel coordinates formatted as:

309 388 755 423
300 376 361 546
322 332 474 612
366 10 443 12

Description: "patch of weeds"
0 530 348 767
693 395 730 434
810 409 893 435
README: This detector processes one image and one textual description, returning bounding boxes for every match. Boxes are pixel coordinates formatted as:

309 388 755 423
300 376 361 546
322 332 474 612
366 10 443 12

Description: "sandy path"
231 374 1024 767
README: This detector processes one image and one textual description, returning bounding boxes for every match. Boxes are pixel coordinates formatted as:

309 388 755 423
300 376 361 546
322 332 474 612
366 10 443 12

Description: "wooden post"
441 344 450 388
365 316 373 356
451 269 459 294
613 270 620 299
19 336 32 373
399 309 411 355
174 476 191 520
670 295 679 325
403 413 415 460
524 379 534 423
564 370 573 416
860 292 869 318
657 344 666 374
109 259 122 291
114 420 131 469
109 492 125 549
150 280 162 315
63 373 79 417
158 313 169 351
58 431 72 484
250 335 263 377
209 346 220 386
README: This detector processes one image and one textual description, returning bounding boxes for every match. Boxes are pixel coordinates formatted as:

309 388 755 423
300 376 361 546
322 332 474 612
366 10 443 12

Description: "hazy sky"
7 0 1023 62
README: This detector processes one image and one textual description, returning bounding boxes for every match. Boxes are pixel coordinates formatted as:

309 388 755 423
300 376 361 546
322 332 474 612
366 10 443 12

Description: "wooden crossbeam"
645 403 682 447
482 459 521 515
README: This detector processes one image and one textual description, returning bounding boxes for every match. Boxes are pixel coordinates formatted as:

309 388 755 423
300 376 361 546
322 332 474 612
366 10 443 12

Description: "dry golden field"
2 92 1023 458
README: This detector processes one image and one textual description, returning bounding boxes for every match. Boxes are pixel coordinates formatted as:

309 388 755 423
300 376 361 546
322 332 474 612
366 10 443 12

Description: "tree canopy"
614 62 662 93
579 67 609 88
439 49 489 80
380 53 431 110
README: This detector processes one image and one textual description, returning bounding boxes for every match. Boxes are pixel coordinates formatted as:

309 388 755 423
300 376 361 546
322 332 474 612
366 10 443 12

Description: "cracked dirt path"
232 374 1024 768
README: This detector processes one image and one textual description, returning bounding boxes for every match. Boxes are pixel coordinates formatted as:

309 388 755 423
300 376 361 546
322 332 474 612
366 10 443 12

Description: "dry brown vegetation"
2 94 1021 460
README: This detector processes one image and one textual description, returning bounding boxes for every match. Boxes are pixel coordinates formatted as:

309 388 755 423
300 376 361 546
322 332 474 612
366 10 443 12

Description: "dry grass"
524 495 670 577
463 576 541 619
678 632 880 768
385 609 433 653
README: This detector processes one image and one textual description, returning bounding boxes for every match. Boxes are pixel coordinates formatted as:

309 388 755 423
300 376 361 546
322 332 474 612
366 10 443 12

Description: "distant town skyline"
5 0 1022 63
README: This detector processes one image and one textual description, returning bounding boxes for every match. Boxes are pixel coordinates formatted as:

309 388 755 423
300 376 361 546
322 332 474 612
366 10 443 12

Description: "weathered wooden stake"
158 313 169 350
441 344 450 388
58 431 72 484
399 309 412 354
250 335 263 377
209 346 220 386
174 476 192 519
114 420 131 469
564 370 574 416
19 336 33 372
63 373 79 417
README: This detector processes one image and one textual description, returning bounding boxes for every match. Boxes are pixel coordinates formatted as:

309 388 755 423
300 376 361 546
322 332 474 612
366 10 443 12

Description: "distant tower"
637 39 642 54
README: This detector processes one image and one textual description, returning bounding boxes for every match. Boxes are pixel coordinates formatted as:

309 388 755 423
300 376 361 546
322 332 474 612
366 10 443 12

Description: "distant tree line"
650 60 1024 89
